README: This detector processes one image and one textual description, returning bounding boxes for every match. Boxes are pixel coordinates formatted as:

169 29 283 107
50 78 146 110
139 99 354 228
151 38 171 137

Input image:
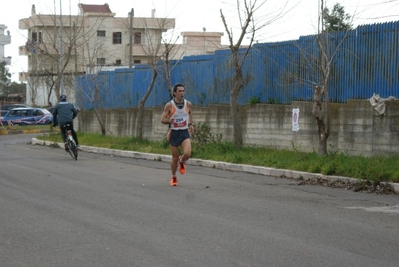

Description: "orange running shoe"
178 156 186 175
170 176 178 186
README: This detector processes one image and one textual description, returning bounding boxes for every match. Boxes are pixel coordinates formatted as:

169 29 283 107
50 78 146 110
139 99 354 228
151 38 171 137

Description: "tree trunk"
93 85 106 136
230 72 244 149
137 68 157 140
313 85 330 155
137 105 144 140
230 92 243 148
316 117 327 155
94 109 106 136
163 50 173 100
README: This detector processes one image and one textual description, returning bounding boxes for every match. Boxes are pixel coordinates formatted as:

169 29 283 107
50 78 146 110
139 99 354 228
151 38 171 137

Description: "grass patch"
1 124 54 131
36 132 399 183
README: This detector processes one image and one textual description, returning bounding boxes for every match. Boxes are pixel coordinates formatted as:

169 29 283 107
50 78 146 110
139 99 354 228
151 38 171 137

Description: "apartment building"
0 24 11 65
177 31 225 58
18 3 175 105
18 3 225 106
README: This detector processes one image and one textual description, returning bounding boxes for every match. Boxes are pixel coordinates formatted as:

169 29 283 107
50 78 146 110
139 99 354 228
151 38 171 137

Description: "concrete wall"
76 100 399 157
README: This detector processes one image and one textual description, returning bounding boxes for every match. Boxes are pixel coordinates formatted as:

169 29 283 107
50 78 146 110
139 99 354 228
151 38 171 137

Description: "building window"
32 31 43 43
113 32 122 44
134 59 141 64
97 30 106 37
115 59 121 66
38 32 42 43
97 58 106 65
32 32 37 42
134 32 141 44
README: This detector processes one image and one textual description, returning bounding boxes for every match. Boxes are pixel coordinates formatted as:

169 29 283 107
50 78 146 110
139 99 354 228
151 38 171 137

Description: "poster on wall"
292 108 299 132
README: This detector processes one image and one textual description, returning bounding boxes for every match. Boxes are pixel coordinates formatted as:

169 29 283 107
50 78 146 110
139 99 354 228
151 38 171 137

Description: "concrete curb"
31 138 399 194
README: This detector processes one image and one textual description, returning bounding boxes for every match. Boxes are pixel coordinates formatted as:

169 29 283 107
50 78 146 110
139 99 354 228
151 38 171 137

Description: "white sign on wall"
292 108 299 132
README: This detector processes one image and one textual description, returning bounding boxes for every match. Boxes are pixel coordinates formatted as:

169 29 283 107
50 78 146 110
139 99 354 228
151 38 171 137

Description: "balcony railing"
0 35 11 45
19 45 29 56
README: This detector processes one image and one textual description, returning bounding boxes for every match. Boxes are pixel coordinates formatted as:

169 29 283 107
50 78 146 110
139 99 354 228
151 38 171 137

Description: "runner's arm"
161 102 172 124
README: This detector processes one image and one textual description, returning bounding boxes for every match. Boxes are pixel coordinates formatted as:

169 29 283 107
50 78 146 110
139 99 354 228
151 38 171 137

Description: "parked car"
1 107 53 126
1 104 30 117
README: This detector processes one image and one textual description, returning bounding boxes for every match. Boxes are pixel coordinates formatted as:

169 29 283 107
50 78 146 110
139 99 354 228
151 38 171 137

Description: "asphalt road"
0 134 398 267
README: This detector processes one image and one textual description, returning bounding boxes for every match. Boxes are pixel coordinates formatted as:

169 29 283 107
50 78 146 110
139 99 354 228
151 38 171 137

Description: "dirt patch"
30 141 60 149
296 177 397 195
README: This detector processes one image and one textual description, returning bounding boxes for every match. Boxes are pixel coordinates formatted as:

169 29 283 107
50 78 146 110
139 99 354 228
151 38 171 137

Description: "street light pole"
129 8 134 68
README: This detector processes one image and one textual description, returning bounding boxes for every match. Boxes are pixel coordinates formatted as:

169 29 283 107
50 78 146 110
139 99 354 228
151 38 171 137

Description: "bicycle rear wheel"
67 138 78 160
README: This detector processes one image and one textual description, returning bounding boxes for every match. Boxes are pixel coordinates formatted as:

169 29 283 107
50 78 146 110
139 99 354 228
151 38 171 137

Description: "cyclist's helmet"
60 94 67 101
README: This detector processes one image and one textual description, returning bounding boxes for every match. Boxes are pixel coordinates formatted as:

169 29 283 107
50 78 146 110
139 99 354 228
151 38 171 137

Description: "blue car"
1 108 53 126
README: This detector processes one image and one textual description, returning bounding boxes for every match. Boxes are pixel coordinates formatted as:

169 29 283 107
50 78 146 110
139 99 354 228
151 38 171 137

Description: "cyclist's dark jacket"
52 101 77 124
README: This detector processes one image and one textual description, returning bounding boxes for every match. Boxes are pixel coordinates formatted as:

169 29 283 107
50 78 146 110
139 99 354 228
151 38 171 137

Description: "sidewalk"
31 138 399 194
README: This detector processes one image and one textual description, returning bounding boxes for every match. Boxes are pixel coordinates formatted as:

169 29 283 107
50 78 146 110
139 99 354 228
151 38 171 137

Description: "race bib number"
173 118 187 128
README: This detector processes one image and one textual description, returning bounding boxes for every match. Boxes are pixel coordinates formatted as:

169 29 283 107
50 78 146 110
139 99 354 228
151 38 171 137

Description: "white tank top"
169 99 189 130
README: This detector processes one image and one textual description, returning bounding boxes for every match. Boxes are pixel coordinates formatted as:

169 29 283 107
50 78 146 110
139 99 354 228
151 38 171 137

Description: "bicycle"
62 123 78 160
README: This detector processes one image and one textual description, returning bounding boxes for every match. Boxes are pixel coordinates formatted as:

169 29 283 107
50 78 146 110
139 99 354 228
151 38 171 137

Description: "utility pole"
73 21 77 76
203 27 206 53
129 8 134 68
59 0 64 95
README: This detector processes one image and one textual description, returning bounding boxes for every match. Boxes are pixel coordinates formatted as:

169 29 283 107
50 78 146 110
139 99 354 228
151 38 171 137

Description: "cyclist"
52 94 80 151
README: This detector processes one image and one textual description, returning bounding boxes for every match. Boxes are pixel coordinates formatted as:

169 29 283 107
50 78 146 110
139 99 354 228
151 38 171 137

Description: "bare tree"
311 0 353 155
161 38 181 100
21 14 79 105
20 6 113 106
73 7 175 137
77 73 108 135
280 1 353 155
76 12 128 136
133 16 176 140
43 67 57 106
73 15 116 136
74 14 121 136
25 53 40 106
220 0 288 148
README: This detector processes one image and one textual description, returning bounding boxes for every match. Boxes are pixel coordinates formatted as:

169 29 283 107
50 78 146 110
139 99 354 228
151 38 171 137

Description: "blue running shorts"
167 129 190 146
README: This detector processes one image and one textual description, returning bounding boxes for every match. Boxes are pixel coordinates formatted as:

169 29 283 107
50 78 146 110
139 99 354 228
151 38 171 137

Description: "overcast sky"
1 0 398 81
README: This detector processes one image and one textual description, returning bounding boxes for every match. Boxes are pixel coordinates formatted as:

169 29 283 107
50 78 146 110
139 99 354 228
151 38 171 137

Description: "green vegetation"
248 96 260 105
34 122 399 184
322 3 353 33
0 61 12 95
0 61 26 96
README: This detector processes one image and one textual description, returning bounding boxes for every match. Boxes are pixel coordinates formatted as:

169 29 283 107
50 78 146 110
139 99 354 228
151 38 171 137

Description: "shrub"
191 122 222 151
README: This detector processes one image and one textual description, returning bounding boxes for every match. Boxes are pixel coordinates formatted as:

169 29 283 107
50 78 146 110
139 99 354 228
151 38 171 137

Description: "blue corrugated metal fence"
75 21 399 109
